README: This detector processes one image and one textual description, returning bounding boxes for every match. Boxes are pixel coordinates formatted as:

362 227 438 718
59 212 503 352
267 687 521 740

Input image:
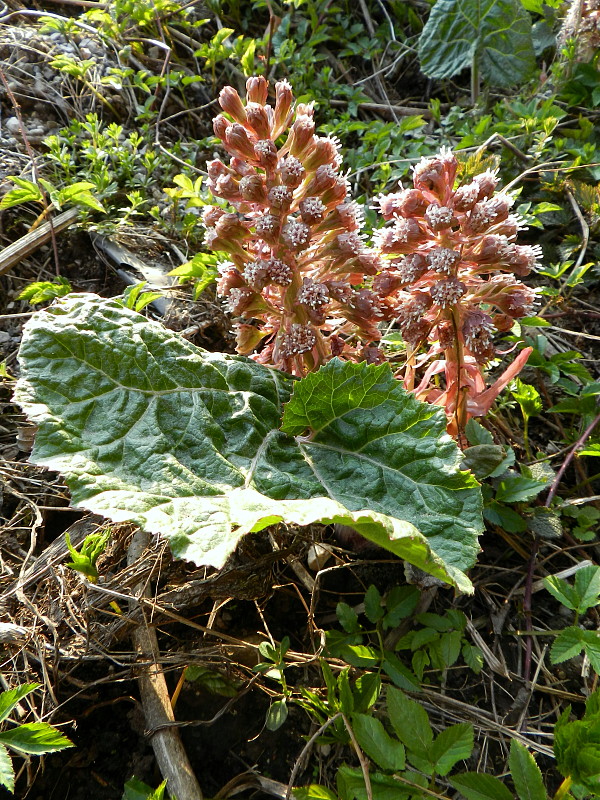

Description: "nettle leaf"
418 0 535 87
15 296 483 590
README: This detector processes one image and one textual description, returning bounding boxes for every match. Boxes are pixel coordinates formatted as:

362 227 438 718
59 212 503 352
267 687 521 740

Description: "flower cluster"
372 147 539 434
205 76 382 375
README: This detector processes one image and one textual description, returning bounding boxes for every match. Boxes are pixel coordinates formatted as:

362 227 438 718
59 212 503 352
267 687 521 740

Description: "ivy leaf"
508 740 548 800
351 712 406 771
16 296 482 591
417 0 535 87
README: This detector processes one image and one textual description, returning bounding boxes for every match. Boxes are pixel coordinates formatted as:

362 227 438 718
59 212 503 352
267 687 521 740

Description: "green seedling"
511 378 543 458
253 636 292 731
118 282 163 313
65 527 111 582
18 279 72 306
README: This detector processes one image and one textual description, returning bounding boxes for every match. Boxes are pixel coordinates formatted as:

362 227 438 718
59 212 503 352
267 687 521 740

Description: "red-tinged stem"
545 409 600 507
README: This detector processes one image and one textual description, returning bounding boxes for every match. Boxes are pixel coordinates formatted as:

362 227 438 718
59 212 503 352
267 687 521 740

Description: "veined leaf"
0 723 73 755
0 743 14 794
450 772 513 800
0 684 39 724
551 627 585 664
15 295 483 590
508 740 548 800
418 0 535 87
351 712 406 771
431 722 473 776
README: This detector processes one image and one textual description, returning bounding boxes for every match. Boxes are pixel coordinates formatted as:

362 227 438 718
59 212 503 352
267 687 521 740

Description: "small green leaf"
543 576 580 611
337 603 361 634
293 785 338 800
431 722 474 776
18 278 72 306
338 669 354 715
508 740 548 800
184 666 239 697
465 419 493 446
520 316 551 327
383 585 420 628
122 777 167 800
0 722 73 755
0 743 14 794
581 630 600 674
364 585 384 623
439 630 463 668
462 445 507 479
382 652 421 692
462 643 484 674
551 627 585 664
527 508 562 540
351 712 406 771
574 566 600 613
387 686 433 753
495 475 546 504
265 698 288 731
450 772 514 800
353 673 381 714
0 684 39 724
339 645 380 668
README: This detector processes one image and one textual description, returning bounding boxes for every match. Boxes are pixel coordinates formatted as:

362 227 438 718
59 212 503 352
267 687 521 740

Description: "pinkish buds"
219 86 247 124
245 103 272 139
245 75 269 105
273 79 294 137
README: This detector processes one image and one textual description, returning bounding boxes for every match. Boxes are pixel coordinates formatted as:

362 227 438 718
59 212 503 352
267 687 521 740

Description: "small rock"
4 117 20 135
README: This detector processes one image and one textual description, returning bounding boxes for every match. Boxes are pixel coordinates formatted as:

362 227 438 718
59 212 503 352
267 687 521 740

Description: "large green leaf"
15 295 483 591
418 0 536 87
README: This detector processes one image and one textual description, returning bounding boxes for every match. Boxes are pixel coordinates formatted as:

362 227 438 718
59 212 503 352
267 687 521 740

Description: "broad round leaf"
15 295 482 591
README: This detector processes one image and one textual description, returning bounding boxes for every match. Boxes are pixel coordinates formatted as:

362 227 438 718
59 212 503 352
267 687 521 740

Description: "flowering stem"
450 306 468 443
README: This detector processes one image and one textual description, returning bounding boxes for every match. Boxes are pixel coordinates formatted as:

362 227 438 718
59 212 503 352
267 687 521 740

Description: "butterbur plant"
206 78 539 439
373 147 539 437
205 75 382 375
